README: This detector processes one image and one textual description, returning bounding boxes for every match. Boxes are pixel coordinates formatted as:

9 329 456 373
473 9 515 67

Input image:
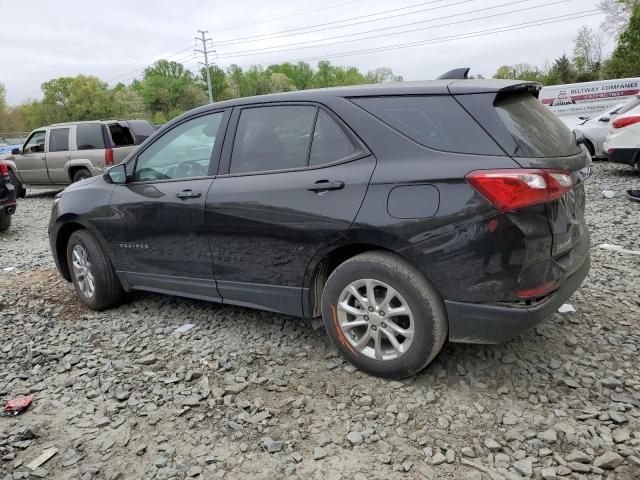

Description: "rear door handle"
306 180 345 192
176 190 202 199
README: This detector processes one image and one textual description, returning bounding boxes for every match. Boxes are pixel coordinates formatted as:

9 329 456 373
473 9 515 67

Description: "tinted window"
230 106 316 174
108 124 135 147
495 93 581 158
76 124 106 150
23 131 46 153
126 120 156 143
352 96 502 155
133 112 223 182
49 128 70 152
309 110 358 166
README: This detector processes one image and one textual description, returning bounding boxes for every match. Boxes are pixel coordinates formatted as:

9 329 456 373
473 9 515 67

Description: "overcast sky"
0 0 607 105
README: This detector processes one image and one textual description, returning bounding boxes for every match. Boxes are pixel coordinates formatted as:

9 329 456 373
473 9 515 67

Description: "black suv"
49 76 591 378
0 158 17 231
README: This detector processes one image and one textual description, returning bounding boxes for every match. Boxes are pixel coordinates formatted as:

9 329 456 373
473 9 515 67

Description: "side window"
77 124 106 150
133 112 223 182
108 124 135 147
230 106 316 174
309 110 358 166
23 131 46 154
352 96 503 155
49 128 70 152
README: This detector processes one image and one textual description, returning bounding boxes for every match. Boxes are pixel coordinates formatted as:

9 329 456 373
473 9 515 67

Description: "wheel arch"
303 242 425 318
53 218 114 282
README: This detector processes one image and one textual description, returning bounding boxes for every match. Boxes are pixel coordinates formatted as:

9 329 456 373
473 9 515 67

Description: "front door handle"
306 180 345 192
176 190 202 199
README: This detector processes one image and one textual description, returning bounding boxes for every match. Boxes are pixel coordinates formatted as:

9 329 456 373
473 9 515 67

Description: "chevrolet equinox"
49 75 591 378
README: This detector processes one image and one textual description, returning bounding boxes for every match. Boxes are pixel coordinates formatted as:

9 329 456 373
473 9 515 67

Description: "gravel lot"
1 162 639 480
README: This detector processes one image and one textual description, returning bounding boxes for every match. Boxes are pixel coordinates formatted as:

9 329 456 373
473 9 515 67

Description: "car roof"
187 79 539 114
47 119 136 127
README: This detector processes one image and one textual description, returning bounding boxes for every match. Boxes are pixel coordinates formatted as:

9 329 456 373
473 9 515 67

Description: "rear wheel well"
584 139 595 157
68 166 90 182
56 223 85 281
310 243 395 317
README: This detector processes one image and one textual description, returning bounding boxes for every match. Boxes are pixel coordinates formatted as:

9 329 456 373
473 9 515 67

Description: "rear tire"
72 168 91 183
67 230 123 310
321 251 447 378
0 211 11 232
9 171 26 198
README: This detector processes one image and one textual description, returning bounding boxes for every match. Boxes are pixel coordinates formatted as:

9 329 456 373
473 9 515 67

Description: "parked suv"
5 120 154 196
0 158 17 231
49 77 591 378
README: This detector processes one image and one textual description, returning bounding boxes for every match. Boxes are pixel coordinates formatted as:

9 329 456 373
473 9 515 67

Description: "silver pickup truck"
3 120 155 197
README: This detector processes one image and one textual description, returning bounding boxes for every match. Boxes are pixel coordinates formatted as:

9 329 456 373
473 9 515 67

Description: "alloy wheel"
71 244 95 299
336 279 415 361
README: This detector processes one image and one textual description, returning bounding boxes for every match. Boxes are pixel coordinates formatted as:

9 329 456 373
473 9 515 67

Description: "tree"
599 0 640 36
605 4 640 77
365 67 403 83
573 26 604 81
493 64 547 82
138 60 206 120
197 65 231 101
547 54 576 84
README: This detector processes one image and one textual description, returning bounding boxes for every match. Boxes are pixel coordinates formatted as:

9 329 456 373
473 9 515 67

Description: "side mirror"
573 130 586 146
599 115 610 123
104 164 127 184
11 147 20 155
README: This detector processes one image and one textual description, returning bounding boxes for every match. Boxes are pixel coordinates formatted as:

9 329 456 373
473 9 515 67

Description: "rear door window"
108 124 135 147
309 110 358 166
230 106 316 174
351 96 502 155
76 124 106 150
494 93 581 158
49 128 70 152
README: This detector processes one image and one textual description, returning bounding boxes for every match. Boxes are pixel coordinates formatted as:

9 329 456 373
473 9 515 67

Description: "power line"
105 48 196 84
234 10 601 69
104 38 194 80
214 0 472 46
216 0 564 59
195 30 215 103
215 0 365 33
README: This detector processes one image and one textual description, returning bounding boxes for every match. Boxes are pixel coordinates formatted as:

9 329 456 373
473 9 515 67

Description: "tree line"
0 61 402 134
493 1 640 84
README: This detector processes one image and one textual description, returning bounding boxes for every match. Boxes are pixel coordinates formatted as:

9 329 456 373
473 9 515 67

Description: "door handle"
176 190 202 199
306 180 345 192
41 156 46 161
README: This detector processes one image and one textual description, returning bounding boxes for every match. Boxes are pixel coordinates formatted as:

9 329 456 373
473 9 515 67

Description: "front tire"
321 251 447 378
0 211 11 232
9 171 26 198
67 230 123 310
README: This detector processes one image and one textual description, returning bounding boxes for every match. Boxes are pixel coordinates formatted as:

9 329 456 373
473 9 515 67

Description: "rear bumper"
446 254 590 343
606 148 639 167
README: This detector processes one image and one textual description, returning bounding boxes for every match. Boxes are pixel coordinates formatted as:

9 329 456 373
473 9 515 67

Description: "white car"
574 95 640 158
603 103 640 169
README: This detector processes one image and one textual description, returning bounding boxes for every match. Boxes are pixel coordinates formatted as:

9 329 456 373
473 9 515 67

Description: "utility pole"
195 30 214 103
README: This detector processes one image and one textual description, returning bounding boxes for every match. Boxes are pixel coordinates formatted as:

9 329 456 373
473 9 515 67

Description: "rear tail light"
105 148 114 166
0 161 8 175
517 280 559 299
465 169 574 212
612 115 640 129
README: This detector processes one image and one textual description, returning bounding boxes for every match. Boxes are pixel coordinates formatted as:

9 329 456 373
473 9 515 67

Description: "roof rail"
436 68 470 80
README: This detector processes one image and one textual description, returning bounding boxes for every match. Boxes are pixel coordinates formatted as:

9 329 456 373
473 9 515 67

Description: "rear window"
49 128 69 152
108 124 135 147
126 120 156 143
495 93 581 158
351 96 502 155
616 96 640 115
76 124 106 150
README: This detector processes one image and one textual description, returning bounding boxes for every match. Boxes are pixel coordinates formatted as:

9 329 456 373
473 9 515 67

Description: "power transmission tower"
195 30 215 103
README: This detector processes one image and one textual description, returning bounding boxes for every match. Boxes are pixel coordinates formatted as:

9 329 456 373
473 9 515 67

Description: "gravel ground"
1 162 639 480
